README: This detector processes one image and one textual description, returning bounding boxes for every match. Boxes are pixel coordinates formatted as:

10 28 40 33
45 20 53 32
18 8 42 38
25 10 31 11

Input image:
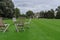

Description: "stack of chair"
13 17 32 32
0 17 10 32
24 18 31 28
14 17 26 32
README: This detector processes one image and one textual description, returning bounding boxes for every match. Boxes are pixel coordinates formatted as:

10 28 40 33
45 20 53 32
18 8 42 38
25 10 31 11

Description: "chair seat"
17 24 24 26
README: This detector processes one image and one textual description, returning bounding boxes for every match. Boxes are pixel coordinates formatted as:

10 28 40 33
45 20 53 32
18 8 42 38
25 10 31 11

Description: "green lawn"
0 19 60 40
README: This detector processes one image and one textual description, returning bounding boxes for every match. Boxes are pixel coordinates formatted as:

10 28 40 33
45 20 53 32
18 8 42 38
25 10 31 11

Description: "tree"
44 11 48 18
40 11 45 18
48 9 54 18
26 10 34 18
56 6 60 11
14 8 20 18
55 6 60 19
56 11 60 19
0 9 4 17
0 0 14 18
44 9 54 19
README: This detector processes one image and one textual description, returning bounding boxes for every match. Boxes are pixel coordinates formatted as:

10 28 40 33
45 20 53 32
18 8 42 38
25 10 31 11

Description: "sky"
12 0 60 14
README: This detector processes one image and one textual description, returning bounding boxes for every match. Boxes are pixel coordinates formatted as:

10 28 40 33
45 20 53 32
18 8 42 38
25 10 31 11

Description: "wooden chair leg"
20 26 25 31
3 24 10 33
15 24 19 32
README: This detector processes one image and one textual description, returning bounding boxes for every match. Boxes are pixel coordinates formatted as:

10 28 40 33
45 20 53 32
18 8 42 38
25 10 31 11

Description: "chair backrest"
18 17 26 24
0 17 4 27
24 18 31 24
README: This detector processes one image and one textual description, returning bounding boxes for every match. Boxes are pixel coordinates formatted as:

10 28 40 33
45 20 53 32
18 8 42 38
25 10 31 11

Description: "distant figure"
12 17 16 23
36 16 39 18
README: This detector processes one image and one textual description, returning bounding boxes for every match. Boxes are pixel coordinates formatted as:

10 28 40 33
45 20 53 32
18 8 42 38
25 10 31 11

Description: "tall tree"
14 8 20 18
44 9 54 18
0 0 14 18
55 6 60 19
26 10 34 18
56 11 60 19
40 11 45 18
49 9 54 18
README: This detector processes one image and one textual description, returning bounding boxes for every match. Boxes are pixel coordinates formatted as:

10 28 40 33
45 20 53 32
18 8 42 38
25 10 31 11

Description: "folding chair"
13 17 26 32
24 18 31 28
0 17 10 32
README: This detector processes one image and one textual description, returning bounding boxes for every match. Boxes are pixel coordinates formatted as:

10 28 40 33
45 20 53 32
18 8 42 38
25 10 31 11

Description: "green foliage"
0 9 3 14
56 6 60 11
39 9 54 19
45 9 54 18
26 10 34 18
55 6 60 19
14 8 20 18
39 11 45 18
0 0 14 18
56 11 60 19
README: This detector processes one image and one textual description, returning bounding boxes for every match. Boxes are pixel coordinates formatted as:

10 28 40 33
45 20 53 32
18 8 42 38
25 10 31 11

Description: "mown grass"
0 19 60 40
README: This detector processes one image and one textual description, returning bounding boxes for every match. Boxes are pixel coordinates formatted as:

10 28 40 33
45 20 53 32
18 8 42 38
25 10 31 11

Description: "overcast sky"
12 0 60 14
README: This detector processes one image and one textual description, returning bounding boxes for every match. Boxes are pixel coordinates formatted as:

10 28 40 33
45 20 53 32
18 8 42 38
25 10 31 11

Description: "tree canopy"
0 0 14 18
26 10 34 18
14 8 20 18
